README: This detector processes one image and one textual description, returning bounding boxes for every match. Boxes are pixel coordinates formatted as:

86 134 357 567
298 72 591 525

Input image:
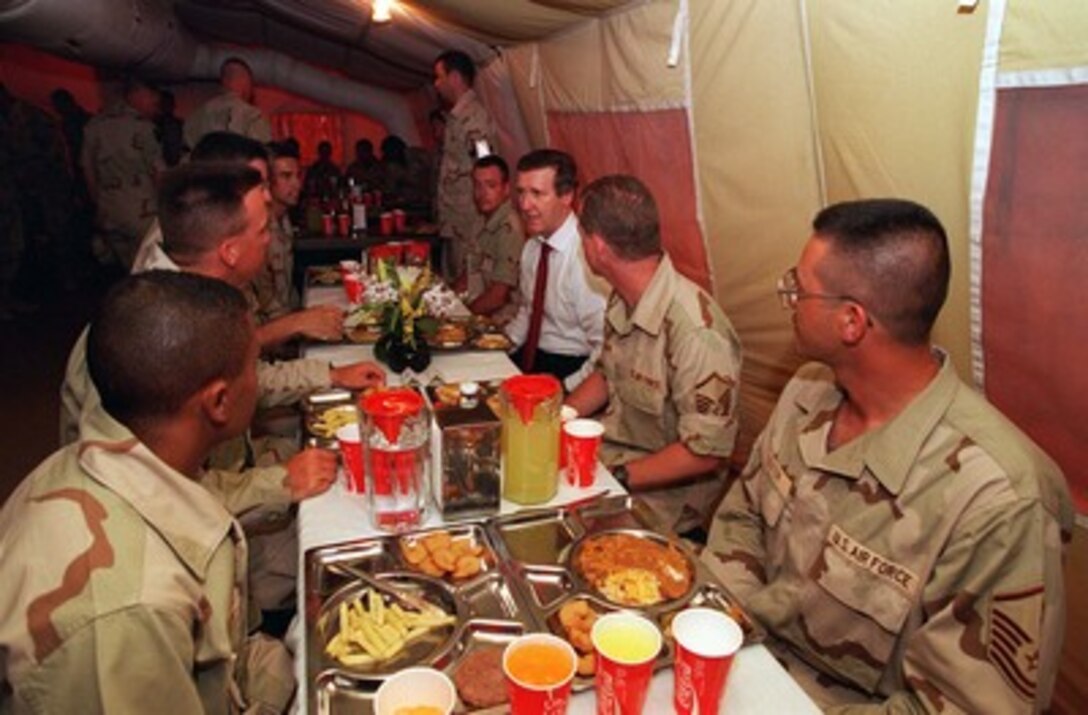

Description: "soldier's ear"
199 378 232 428
218 237 240 268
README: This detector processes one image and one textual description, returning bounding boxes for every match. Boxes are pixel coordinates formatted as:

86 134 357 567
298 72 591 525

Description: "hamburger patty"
452 646 507 708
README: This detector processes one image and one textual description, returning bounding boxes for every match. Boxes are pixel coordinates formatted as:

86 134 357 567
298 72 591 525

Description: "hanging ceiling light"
372 0 395 24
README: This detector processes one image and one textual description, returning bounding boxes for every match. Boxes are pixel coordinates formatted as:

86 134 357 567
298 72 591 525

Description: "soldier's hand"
330 361 386 390
294 305 345 342
284 447 338 500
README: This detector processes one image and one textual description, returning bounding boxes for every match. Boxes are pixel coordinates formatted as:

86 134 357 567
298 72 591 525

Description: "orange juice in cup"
503 633 577 714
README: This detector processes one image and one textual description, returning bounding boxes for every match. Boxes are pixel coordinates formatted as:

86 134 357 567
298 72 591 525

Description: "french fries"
309 405 359 439
324 587 455 666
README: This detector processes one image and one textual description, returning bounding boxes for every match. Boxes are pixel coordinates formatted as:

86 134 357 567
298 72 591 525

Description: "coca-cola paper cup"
672 608 743 715
503 633 577 715
563 418 604 488
591 612 661 715
336 423 364 494
559 405 578 476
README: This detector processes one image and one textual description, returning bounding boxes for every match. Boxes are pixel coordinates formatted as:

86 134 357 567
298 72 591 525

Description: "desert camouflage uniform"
183 91 272 150
0 404 294 714
464 201 522 324
437 89 496 279
702 356 1074 713
251 214 295 324
597 255 742 533
81 100 162 268
58 328 293 518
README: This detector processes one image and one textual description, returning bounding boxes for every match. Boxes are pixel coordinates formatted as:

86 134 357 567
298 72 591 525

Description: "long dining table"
288 283 819 714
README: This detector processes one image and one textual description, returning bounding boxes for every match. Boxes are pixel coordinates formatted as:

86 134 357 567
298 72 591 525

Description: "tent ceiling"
0 0 635 90
173 0 637 90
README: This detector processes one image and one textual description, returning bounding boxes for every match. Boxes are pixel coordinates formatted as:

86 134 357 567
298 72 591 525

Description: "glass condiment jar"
499 374 562 504
360 388 430 531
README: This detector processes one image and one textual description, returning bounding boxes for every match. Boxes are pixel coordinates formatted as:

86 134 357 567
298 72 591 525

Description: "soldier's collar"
796 352 958 494
78 412 234 579
607 254 674 336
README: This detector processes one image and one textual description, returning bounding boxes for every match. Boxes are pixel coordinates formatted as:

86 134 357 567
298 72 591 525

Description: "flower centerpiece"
347 260 457 373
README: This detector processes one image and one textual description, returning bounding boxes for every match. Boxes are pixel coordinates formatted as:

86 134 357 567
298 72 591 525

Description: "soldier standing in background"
155 90 185 167
1 84 71 301
184 57 272 149
50 88 95 285
344 138 383 192
702 199 1074 712
81 77 163 272
433 49 498 281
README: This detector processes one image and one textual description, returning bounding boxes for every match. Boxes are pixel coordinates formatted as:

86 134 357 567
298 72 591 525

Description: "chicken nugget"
452 554 481 579
432 547 457 572
577 652 597 677
400 540 427 565
417 556 444 578
422 530 452 554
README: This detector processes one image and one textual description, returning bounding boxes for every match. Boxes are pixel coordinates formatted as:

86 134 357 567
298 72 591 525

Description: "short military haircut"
580 175 661 261
473 154 509 183
220 57 253 80
158 162 264 261
87 271 251 424
191 131 269 165
122 75 157 99
517 149 578 196
813 198 950 345
435 50 476 86
267 139 300 161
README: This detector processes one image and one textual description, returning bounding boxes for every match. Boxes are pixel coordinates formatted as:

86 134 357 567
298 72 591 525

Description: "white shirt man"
505 149 606 392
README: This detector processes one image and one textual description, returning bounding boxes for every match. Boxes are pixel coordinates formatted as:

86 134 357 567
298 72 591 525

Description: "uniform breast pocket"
798 527 917 691
613 375 667 450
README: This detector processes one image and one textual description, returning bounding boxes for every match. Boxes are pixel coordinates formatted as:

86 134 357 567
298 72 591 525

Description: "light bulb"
373 0 394 23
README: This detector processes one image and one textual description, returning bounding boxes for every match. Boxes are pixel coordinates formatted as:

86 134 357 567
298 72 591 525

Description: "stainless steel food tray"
305 521 528 714
488 494 764 691
305 495 763 711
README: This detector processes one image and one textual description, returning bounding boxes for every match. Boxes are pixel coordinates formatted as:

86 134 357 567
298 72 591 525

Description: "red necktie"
521 241 552 373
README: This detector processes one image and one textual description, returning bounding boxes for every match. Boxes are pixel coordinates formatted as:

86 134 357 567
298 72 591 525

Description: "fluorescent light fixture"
373 0 394 23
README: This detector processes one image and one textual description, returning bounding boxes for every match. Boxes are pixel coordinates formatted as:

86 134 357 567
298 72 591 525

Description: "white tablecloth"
291 291 818 714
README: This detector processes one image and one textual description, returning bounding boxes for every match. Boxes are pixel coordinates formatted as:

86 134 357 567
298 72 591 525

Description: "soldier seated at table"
565 175 742 538
701 198 1073 712
131 131 347 350
59 163 385 617
1 271 295 713
453 155 524 324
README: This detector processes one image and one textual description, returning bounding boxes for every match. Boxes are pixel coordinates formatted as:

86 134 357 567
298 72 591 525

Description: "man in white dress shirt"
505 149 606 392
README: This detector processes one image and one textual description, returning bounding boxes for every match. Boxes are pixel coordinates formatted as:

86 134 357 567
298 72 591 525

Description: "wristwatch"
611 463 630 489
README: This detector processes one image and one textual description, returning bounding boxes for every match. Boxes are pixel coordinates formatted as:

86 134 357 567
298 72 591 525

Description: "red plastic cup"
558 405 578 478
321 213 335 236
338 259 360 278
503 633 577 715
393 208 407 232
380 211 394 235
591 612 662 715
563 418 604 488
343 272 364 304
672 608 744 715
337 212 351 237
336 423 365 494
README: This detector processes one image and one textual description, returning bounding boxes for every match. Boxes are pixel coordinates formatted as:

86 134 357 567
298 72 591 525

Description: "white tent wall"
689 0 824 457
499 0 1087 472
